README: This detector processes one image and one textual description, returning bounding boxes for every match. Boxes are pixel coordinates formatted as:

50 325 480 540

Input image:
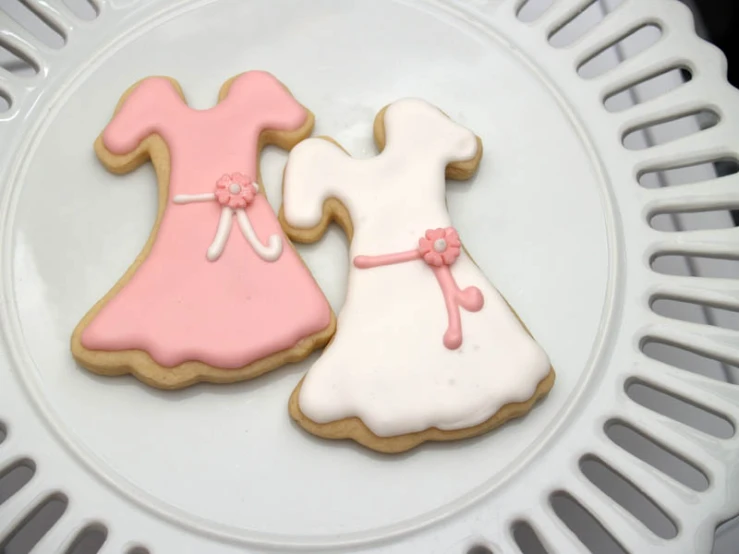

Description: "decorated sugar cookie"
71 71 335 389
280 99 554 453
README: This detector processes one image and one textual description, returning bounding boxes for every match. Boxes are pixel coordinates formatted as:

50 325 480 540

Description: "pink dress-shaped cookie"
76 72 332 383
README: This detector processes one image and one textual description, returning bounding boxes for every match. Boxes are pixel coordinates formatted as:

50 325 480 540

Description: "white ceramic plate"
1 1 738 552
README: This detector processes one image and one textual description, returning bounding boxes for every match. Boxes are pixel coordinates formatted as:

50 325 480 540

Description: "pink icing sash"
353 227 484 349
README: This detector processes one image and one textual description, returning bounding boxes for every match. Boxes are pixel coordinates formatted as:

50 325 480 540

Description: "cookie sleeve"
101 77 183 156
282 138 351 230
226 70 309 134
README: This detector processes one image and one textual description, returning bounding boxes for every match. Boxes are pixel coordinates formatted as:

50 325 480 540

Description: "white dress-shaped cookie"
282 99 553 451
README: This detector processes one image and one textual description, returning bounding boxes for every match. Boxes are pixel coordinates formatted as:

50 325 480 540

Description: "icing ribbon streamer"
173 172 282 262
354 227 483 349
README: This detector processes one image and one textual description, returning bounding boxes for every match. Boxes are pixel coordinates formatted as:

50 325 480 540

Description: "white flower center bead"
229 183 241 194
433 238 447 252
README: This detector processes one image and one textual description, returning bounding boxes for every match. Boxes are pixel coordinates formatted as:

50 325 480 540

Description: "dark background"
691 0 738 87
690 0 739 224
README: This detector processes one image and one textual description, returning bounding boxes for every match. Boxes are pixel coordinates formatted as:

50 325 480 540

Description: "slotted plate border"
1 0 739 553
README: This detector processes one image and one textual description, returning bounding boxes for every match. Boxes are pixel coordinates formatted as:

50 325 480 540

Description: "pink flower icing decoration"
353 224 481 349
418 227 462 267
215 173 257 209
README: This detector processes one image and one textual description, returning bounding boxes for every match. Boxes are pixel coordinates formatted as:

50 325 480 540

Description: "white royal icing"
282 98 551 437
235 208 282 261
208 206 234 261
173 192 216 204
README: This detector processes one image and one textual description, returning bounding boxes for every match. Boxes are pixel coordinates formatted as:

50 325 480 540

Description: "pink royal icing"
81 72 332 369
418 227 461 266
215 173 257 208
354 226 483 349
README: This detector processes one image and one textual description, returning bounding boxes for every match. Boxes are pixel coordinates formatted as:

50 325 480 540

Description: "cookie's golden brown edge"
278 101 555 453
71 73 337 390
289 370 555 454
